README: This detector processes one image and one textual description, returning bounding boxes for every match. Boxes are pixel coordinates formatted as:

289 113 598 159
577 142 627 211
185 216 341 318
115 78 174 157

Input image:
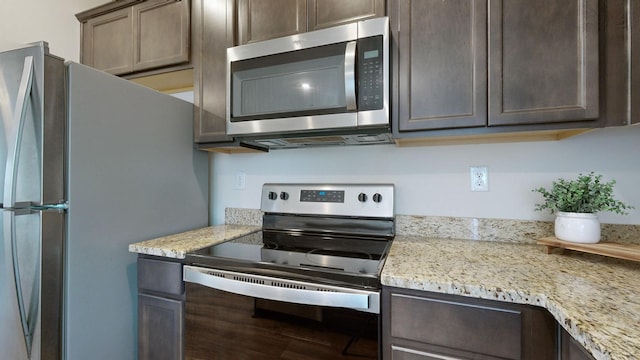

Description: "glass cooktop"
186 230 393 289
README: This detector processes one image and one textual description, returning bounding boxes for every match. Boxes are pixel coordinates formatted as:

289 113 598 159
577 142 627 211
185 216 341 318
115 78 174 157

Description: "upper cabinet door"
192 0 234 143
308 0 385 31
394 0 487 132
133 0 190 71
237 0 307 44
488 0 599 126
82 7 134 75
631 1 640 125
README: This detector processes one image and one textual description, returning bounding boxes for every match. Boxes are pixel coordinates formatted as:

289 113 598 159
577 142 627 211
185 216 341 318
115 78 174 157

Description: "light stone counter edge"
128 224 260 259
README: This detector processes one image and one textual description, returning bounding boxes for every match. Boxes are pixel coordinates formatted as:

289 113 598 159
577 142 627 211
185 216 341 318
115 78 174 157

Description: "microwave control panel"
357 36 384 111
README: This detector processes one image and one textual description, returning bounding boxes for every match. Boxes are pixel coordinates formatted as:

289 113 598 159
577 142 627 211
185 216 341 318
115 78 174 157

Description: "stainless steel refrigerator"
0 42 208 360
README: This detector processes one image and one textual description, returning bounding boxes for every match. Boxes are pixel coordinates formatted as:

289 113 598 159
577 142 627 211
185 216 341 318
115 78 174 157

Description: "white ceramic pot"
554 211 601 243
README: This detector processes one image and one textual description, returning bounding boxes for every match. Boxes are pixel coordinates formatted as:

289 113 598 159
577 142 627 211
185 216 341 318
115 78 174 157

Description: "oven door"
184 266 380 359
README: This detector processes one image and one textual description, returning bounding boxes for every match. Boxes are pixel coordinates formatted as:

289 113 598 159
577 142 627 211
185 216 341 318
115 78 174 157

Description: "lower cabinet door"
138 294 184 360
560 329 596 360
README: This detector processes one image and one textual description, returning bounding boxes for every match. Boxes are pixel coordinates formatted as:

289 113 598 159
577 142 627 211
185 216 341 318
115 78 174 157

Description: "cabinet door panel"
390 293 522 360
192 0 234 143
133 0 190 71
83 7 134 75
237 0 307 44
488 0 599 125
394 0 487 132
308 0 385 30
632 0 640 124
560 328 596 360
138 294 184 360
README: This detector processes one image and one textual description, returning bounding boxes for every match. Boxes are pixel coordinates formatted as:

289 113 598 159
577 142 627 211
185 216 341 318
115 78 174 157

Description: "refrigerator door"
1 208 63 360
0 210 40 359
0 42 66 209
2 209 41 359
1 43 66 360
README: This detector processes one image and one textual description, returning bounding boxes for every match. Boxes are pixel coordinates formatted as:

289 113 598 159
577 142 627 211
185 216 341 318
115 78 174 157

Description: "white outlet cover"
470 166 489 191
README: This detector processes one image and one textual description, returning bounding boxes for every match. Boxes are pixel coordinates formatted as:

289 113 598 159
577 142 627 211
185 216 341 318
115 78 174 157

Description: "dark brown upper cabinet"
393 0 488 132
308 0 386 31
236 0 385 45
488 0 599 126
192 0 235 144
133 0 190 72
392 0 601 138
81 6 135 75
632 0 640 125
237 0 307 45
78 0 190 77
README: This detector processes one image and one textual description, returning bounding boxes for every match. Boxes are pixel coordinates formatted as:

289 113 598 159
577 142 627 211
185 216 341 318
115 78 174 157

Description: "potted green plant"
532 172 634 243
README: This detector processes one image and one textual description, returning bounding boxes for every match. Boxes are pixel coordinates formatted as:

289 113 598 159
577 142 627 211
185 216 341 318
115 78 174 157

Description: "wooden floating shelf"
537 237 640 262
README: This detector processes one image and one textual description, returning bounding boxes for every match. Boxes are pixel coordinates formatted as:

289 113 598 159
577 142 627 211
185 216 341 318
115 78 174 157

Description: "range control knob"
357 193 368 202
267 191 278 200
373 193 383 203
280 192 289 200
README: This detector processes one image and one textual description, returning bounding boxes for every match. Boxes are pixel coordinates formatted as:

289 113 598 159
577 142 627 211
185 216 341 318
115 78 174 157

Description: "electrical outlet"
235 171 246 190
470 166 489 191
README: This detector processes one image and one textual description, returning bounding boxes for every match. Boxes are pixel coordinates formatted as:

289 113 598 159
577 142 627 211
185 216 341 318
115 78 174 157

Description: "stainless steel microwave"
226 17 390 149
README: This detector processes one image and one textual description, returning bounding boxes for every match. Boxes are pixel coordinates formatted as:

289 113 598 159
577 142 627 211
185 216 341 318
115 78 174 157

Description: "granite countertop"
128 224 260 258
382 235 640 360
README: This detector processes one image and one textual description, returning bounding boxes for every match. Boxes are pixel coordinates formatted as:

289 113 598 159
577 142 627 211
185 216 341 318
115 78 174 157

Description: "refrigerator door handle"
5 209 39 358
4 56 35 209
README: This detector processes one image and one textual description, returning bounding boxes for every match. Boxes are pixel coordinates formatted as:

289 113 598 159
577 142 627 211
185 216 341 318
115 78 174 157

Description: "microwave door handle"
4 56 35 209
344 41 357 111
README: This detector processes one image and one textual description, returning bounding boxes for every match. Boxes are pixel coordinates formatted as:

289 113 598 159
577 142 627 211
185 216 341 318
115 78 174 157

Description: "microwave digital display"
364 50 379 59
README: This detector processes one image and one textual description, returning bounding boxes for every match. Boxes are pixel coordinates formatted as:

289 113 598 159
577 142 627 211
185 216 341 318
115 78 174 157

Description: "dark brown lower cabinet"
137 256 185 360
560 327 596 360
382 287 556 360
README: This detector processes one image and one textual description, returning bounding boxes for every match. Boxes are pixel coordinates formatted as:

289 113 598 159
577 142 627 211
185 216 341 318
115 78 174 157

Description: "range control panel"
261 183 394 218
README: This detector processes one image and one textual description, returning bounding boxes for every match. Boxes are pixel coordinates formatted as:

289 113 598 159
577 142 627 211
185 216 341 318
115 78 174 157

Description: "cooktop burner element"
186 183 395 290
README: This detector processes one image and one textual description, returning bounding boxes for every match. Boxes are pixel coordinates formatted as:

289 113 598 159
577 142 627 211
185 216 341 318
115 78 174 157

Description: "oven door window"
186 283 379 359
230 42 351 122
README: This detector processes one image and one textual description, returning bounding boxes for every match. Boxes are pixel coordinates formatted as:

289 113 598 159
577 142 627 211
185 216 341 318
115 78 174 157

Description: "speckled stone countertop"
382 236 640 360
128 224 259 258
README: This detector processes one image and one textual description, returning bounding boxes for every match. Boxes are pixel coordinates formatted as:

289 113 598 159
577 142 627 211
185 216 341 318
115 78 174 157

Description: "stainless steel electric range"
183 183 395 359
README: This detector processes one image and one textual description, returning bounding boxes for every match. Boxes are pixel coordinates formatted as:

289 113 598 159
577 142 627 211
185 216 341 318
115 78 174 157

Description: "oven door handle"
183 266 379 313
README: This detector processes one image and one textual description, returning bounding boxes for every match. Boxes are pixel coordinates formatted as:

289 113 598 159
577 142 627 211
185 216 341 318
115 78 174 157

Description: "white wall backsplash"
210 124 640 226
0 0 106 61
